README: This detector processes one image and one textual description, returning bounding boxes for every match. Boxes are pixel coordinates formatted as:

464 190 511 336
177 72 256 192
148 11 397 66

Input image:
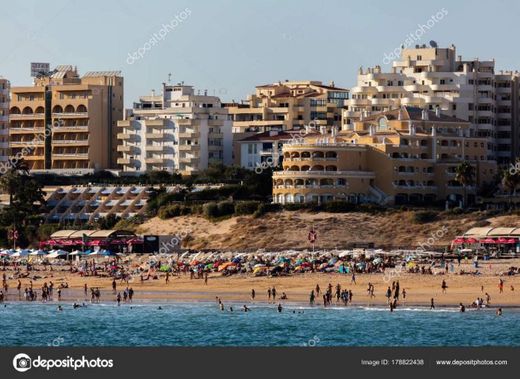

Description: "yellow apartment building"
8 65 123 172
273 106 497 205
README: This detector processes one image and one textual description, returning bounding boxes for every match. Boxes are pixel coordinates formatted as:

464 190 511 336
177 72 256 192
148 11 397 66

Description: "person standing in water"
116 292 121 306
459 303 465 312
277 303 282 313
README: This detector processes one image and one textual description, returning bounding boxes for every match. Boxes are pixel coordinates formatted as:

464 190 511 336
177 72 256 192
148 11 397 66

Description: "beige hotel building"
273 106 497 206
8 65 123 172
345 43 520 164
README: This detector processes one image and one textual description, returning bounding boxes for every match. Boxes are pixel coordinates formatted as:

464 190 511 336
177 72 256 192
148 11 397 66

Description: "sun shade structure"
40 230 140 251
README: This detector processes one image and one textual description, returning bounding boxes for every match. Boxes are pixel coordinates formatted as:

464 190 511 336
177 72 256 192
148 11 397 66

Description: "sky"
2 0 520 108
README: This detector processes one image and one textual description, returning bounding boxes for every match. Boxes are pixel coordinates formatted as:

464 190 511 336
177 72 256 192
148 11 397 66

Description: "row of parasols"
452 237 518 245
0 248 118 258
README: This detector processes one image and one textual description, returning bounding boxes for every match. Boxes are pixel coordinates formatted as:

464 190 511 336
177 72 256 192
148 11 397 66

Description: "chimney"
329 81 335 87
435 106 441 117
422 109 429 121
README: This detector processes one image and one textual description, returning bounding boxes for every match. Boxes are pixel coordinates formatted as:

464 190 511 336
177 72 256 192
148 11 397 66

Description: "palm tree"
454 161 475 208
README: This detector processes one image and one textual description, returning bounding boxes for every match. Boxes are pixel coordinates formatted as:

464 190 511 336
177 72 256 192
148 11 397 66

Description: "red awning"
497 237 509 244
453 238 466 244
480 238 497 244
466 238 478 244
506 238 517 244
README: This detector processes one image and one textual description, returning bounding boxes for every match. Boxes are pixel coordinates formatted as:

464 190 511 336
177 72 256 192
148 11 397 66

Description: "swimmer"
277 303 282 313
243 305 249 312
459 303 465 312
496 308 502 316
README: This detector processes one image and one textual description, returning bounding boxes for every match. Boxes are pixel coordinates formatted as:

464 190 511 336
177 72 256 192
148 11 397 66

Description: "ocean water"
0 302 519 347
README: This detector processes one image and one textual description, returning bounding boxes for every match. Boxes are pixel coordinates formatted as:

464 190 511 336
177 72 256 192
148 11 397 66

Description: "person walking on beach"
351 273 356 285
251 289 255 300
267 288 272 302
315 284 320 296
272 287 277 301
165 272 170 284
441 280 448 294
112 279 117 294
84 283 88 297
204 272 208 285
310 290 315 305
128 288 134 302
402 288 406 301
499 279 504 293
430 298 435 310
385 286 392 304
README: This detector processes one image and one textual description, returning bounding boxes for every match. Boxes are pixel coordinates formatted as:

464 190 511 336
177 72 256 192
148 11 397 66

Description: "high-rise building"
117 82 232 175
0 77 9 165
273 106 496 206
8 65 123 172
344 44 520 164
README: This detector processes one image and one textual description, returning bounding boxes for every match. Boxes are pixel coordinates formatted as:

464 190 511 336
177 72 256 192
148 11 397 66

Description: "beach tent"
46 250 68 259
11 249 30 258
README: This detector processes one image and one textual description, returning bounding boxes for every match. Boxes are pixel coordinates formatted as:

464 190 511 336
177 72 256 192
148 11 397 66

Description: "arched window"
378 117 388 130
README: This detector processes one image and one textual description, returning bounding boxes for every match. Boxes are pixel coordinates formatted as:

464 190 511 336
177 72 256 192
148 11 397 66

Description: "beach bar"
452 227 520 255
40 229 143 253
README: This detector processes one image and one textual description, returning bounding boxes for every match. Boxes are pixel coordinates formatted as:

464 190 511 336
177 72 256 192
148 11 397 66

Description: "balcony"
9 127 46 134
52 153 89 159
53 125 89 132
52 112 88 118
117 133 135 140
117 120 132 128
9 113 45 120
53 139 89 146
145 132 163 139
178 144 198 151
146 145 164 152
117 145 135 152
145 119 166 127
9 140 44 147
117 157 131 165
145 157 164 164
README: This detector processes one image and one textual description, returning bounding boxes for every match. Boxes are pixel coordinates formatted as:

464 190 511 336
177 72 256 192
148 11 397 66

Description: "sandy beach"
3 258 520 308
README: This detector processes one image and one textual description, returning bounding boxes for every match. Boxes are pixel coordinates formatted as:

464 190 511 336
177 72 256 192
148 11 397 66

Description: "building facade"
273 106 497 206
117 83 232 175
226 80 349 134
8 65 123 172
345 44 520 164
0 77 9 165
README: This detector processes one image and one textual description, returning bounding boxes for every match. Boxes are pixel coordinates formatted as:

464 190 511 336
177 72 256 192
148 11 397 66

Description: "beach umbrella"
11 250 30 258
29 249 47 256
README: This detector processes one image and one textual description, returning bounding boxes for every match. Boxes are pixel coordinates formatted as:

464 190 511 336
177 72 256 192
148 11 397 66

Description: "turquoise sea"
1 302 519 346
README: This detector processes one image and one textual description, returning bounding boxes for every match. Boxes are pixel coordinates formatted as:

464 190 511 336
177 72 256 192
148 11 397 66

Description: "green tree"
454 161 475 208
0 158 46 245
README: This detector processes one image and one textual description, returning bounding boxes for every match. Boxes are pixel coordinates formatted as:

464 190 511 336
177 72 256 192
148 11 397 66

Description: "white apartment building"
0 77 9 164
345 43 520 164
117 83 232 175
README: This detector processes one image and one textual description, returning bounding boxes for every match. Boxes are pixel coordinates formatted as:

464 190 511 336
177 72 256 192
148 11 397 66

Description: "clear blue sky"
2 0 520 107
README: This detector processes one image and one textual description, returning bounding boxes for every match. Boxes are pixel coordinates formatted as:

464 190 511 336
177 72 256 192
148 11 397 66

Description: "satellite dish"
429 40 438 48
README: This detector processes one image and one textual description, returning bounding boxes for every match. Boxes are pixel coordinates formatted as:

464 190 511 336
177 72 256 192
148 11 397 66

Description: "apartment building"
345 43 520 164
8 65 123 172
226 80 349 134
117 82 232 175
0 77 9 164
273 106 497 206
